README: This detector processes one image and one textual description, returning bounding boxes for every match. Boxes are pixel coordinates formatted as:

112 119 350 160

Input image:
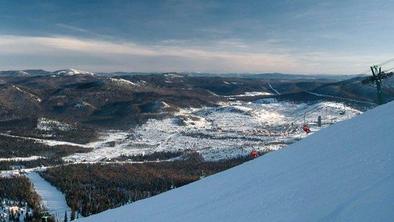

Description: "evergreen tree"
70 210 75 221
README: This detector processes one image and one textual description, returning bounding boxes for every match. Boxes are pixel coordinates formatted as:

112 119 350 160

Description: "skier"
303 124 311 134
250 149 258 158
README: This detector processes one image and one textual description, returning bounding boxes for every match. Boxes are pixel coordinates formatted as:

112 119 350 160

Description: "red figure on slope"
250 149 258 158
303 124 311 134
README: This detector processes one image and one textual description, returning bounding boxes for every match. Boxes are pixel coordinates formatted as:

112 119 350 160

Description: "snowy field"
64 99 361 162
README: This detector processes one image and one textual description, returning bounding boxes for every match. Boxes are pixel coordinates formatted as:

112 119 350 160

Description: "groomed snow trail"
27 172 71 221
268 82 280 95
78 101 394 222
0 133 90 148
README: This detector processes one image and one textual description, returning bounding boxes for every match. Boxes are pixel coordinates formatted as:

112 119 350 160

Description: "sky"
0 0 393 74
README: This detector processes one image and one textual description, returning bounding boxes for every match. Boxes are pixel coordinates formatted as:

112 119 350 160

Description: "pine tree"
70 210 75 221
64 211 68 222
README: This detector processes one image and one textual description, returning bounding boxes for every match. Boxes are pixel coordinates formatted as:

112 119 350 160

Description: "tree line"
41 155 252 217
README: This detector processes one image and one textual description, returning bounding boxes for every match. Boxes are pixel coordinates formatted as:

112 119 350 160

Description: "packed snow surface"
65 100 361 162
0 156 44 162
27 172 71 221
78 102 394 222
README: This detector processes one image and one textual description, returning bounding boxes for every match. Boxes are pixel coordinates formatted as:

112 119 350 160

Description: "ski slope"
78 101 394 222
27 173 71 221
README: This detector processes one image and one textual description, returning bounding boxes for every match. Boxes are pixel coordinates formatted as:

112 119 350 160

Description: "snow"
109 78 139 86
0 198 34 221
37 118 72 131
226 91 272 97
206 90 219 97
78 101 394 222
0 156 44 161
15 70 29 76
161 101 171 108
54 68 94 76
268 82 280 95
63 131 131 162
0 133 90 148
64 100 361 162
75 101 96 109
0 166 48 178
12 85 42 102
0 98 361 165
164 73 184 78
27 172 71 221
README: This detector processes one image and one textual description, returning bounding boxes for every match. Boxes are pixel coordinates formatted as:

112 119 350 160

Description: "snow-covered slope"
27 173 71 221
53 68 94 76
65 100 360 162
78 102 394 222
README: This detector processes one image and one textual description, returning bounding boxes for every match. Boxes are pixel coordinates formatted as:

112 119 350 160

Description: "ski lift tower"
362 65 394 105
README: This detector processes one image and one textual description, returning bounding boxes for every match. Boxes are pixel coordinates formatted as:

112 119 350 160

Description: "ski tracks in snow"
268 83 280 95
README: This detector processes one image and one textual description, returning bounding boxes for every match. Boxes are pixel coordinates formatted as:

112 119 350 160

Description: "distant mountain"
95 71 364 81
0 70 392 129
184 72 365 81
0 69 364 81
53 69 94 76
0 69 51 77
0 69 94 77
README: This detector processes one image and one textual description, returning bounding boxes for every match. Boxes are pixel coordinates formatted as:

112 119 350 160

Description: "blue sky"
0 0 393 74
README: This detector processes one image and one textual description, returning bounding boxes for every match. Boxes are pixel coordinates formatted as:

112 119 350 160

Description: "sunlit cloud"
0 35 390 74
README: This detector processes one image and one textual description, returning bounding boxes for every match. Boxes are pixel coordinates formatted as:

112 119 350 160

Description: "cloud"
0 35 388 74
56 24 92 34
0 35 157 56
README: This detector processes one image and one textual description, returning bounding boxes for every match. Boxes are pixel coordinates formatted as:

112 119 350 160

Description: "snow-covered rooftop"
78 101 394 222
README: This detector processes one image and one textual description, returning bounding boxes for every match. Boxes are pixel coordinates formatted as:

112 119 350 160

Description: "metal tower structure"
362 65 394 105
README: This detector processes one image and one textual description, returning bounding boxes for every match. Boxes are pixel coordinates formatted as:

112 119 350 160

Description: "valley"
1 1 393 221
0 70 388 220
